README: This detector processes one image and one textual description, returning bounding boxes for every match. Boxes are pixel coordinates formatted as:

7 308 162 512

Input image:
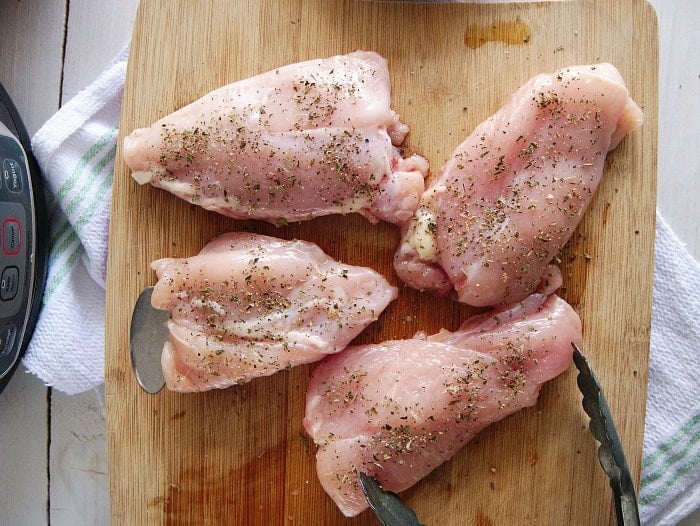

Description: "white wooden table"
0 1 697 524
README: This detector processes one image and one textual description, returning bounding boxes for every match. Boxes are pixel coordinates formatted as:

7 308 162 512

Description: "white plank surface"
0 0 697 524
0 370 49 525
49 388 109 525
0 1 64 525
60 0 137 103
653 0 700 260
0 0 64 133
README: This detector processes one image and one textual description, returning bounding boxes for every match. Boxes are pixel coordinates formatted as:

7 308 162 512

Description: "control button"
2 218 21 255
1 266 19 301
2 158 24 194
0 324 17 357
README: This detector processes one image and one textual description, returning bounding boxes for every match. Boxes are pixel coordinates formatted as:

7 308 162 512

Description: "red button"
2 219 21 256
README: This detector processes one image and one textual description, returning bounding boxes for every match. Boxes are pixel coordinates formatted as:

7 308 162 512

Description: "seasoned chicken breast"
124 51 428 226
152 233 398 392
304 293 581 517
394 63 644 307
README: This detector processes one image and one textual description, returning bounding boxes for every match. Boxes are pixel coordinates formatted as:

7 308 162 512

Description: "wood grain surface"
105 0 658 524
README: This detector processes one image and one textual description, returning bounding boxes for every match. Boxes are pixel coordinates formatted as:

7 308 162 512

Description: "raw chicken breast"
151 232 398 392
394 63 644 307
123 51 428 226
304 293 581 517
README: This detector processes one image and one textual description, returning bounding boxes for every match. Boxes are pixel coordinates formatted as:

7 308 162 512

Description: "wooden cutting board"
105 0 658 523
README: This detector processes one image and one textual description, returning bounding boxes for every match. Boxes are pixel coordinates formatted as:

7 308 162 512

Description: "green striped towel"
22 46 127 394
640 213 700 525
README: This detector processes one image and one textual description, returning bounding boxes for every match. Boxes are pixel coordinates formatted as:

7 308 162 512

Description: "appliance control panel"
0 83 47 393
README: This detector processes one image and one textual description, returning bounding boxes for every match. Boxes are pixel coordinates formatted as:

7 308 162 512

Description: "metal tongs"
358 472 424 526
359 344 641 525
572 343 641 525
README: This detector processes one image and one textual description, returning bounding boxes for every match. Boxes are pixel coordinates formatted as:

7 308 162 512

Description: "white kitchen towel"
22 46 128 395
20 47 699 523
640 213 700 526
